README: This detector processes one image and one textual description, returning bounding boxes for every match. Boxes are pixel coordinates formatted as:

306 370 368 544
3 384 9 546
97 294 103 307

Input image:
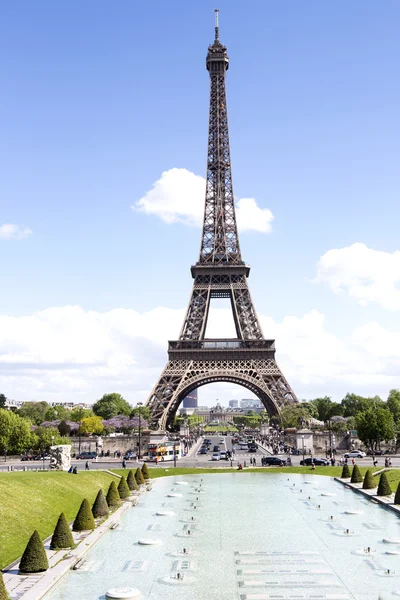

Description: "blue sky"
1 1 400 407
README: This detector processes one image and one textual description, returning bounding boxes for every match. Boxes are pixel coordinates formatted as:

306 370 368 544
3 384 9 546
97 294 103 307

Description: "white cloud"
0 223 32 240
0 304 399 406
133 168 274 233
314 242 400 310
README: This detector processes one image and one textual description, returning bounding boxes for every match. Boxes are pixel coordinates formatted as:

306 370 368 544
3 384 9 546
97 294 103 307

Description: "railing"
169 339 275 351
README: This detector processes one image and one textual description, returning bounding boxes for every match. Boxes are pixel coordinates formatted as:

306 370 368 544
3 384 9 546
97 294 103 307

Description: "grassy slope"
0 471 117 568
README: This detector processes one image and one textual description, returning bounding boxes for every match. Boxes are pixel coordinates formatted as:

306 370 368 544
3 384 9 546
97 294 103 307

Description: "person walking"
85 461 89 471
122 459 126 469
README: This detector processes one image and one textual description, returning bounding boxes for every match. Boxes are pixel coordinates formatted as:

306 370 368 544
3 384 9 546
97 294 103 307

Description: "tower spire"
214 8 219 41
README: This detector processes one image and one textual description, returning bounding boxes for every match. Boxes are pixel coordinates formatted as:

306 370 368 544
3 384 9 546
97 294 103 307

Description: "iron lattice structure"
146 12 298 430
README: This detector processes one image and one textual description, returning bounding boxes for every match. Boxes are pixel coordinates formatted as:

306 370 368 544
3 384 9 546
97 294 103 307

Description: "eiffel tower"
146 10 298 430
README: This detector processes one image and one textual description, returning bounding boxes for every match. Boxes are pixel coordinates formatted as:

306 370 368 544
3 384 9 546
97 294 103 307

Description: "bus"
147 440 182 462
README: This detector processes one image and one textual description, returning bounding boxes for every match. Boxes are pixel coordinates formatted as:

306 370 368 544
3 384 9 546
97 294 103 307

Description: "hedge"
341 463 351 478
118 476 130 500
72 498 95 532
394 481 400 505
127 469 139 491
19 530 49 574
0 570 9 600
377 472 392 497
362 469 376 490
141 463 149 480
135 468 145 486
106 481 121 508
50 513 75 549
92 489 109 518
350 464 363 484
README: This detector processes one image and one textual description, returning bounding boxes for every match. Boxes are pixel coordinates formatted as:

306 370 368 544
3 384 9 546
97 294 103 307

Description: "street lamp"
301 434 305 465
137 402 143 461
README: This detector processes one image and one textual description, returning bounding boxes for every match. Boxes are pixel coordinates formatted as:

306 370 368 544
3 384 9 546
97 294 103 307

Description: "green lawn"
0 471 118 569
203 425 238 433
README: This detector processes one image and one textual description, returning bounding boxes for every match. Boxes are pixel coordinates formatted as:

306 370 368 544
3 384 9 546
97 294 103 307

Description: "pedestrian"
122 459 126 469
85 461 89 471
352 458 355 466
253 457 256 467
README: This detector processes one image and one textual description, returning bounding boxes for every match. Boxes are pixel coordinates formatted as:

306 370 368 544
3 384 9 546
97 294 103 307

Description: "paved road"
178 434 269 468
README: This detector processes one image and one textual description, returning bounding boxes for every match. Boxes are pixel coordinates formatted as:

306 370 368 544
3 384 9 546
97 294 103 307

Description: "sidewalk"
4 486 148 600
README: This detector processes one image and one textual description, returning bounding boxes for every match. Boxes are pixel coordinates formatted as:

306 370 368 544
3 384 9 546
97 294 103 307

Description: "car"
366 449 384 456
219 451 227 459
248 443 257 452
199 448 208 455
21 454 34 461
213 445 220 452
219 439 225 444
343 451 366 459
211 453 220 461
300 457 330 466
263 456 286 466
76 451 97 460
124 451 136 459
33 454 51 460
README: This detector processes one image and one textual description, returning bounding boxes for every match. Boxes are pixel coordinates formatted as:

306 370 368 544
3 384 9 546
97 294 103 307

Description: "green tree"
377 472 392 497
106 481 121 508
17 401 50 425
350 464 363 484
57 421 71 437
356 407 395 451
31 426 70 452
70 407 93 422
0 394 7 409
127 469 139 491
72 499 95 531
80 416 104 435
0 409 33 454
118 476 130 499
93 393 131 419
92 489 109 518
341 463 351 478
19 530 49 573
50 513 75 549
341 393 383 418
135 467 145 485
0 569 9 600
44 405 70 422
279 404 314 429
309 396 343 422
130 405 151 421
362 469 376 490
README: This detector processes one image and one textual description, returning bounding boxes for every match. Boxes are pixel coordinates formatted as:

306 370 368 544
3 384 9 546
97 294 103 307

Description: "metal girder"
144 18 298 430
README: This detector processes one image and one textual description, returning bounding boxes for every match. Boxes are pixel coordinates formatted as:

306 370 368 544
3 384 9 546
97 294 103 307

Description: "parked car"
199 448 208 455
33 453 51 460
300 457 330 466
343 451 366 459
366 449 384 456
211 453 220 461
213 445 220 452
21 454 34 461
76 451 97 460
263 456 286 466
124 451 136 460
219 451 227 459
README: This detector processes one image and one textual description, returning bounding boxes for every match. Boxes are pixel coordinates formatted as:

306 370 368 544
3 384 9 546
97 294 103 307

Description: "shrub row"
17 467 148 574
342 465 397 498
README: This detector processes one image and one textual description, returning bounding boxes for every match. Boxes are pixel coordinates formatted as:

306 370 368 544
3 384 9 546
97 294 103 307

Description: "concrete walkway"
4 487 148 600
334 474 400 516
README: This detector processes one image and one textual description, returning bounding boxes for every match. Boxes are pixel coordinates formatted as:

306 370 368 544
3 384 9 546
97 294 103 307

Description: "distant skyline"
1 2 400 407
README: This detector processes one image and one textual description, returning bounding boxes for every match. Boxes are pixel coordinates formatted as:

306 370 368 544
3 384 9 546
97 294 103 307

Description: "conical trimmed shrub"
127 469 139 491
377 471 392 497
0 570 9 600
72 498 95 531
106 480 121 508
341 463 351 478
118 476 130 499
362 469 376 490
135 467 145 485
92 489 109 518
19 530 49 574
50 513 75 549
394 481 400 505
350 464 363 484
141 463 149 480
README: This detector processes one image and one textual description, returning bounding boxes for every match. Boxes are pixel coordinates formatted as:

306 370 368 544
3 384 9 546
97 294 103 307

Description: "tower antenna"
214 8 219 41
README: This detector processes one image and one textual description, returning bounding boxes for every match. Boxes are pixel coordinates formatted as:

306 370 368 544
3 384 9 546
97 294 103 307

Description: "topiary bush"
106 480 121 508
362 469 376 490
394 481 400 505
141 463 149 480
341 463 351 478
50 512 75 549
135 467 145 486
350 464 363 484
377 471 392 497
127 469 139 491
92 489 109 518
118 476 130 499
0 570 9 600
72 498 95 531
19 530 49 574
